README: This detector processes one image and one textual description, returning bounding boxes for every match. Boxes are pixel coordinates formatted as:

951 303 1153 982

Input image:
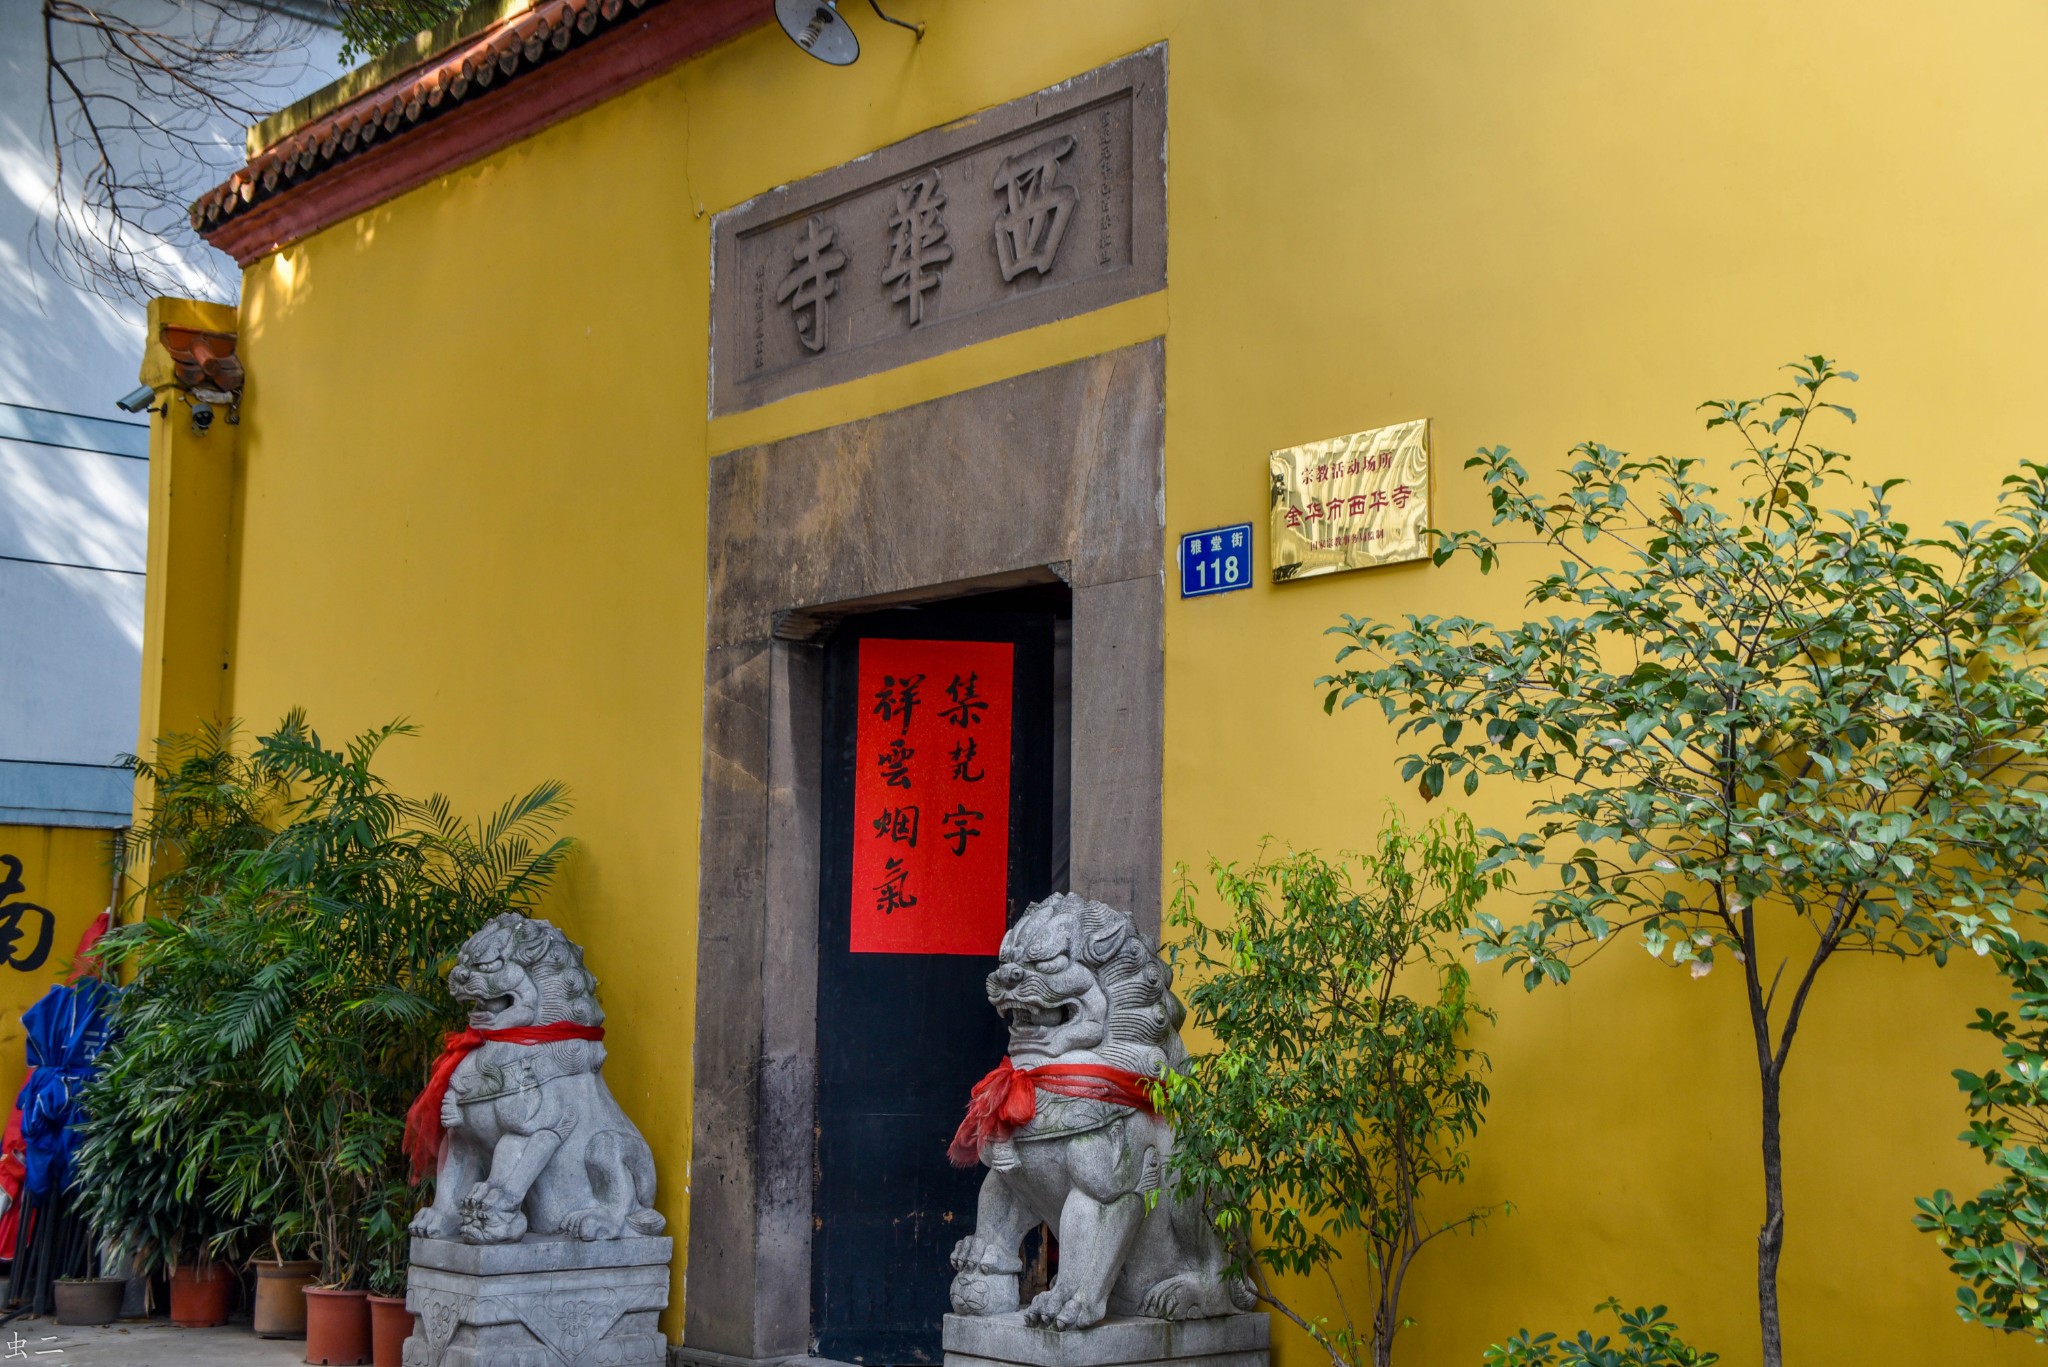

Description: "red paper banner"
850 637 1014 955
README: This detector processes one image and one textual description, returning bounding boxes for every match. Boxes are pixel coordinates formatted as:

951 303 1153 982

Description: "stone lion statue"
948 894 1253 1329
408 913 665 1244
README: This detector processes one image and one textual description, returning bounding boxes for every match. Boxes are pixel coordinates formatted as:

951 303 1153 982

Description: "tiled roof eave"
194 0 767 265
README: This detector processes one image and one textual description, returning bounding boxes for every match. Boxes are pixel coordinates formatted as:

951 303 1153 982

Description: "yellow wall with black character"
0 827 114 1103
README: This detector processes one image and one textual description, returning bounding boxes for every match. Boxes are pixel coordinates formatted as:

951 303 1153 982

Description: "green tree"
1915 934 2048 1337
335 1 466 61
1320 359 2048 1366
1160 813 1504 1367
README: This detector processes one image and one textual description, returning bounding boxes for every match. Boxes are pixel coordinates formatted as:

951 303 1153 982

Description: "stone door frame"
681 341 1166 1366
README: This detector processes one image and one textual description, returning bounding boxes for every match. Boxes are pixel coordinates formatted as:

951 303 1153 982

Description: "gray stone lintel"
704 342 1167 652
942 1313 1271 1367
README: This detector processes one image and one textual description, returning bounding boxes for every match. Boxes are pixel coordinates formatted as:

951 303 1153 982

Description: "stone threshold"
944 1313 1270 1367
671 1348 862 1367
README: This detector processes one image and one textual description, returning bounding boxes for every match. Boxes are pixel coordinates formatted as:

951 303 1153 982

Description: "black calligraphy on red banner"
850 638 1014 955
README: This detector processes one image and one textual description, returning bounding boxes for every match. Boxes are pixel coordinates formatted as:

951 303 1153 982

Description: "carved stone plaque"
709 45 1166 416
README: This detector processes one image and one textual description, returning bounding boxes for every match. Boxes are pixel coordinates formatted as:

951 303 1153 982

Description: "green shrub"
1161 812 1504 1367
1483 1300 1719 1367
1916 934 2048 1337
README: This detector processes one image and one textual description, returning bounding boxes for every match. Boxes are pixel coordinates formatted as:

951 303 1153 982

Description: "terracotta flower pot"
53 1277 125 1326
253 1259 319 1339
367 1293 413 1367
303 1286 371 1366
169 1262 233 1328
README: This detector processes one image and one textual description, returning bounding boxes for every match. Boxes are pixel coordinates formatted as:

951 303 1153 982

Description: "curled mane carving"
1009 893 1187 1075
470 912 604 1027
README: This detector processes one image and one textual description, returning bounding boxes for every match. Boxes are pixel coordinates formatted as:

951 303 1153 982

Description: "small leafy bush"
1483 1299 1720 1367
1916 934 2048 1337
1161 812 1505 1367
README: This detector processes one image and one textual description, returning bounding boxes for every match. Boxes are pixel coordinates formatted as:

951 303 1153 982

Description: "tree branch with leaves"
1320 358 2048 1367
1916 933 2048 1338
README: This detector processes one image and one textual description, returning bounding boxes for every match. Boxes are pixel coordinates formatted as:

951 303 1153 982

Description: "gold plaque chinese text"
1268 419 1431 581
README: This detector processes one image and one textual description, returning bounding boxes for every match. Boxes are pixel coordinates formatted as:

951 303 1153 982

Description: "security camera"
189 401 214 435
115 384 157 414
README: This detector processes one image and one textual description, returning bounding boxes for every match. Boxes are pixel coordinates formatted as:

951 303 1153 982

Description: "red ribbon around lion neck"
947 1058 1157 1168
402 1023 605 1181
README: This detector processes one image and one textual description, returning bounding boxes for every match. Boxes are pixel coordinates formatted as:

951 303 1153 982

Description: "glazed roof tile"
190 0 675 234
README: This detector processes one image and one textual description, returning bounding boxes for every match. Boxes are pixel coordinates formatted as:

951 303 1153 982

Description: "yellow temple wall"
201 2 2048 1359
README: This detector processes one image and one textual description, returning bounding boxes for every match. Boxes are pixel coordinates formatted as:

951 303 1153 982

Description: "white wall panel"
0 435 147 573
0 560 144 767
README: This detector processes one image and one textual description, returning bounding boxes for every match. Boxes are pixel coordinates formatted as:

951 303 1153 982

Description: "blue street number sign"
1178 523 1254 598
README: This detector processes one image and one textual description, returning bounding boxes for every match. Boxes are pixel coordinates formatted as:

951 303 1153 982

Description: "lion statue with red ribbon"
405 913 665 1244
948 894 1254 1329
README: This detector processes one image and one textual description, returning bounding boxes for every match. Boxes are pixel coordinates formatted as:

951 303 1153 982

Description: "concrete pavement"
0 1316 309 1365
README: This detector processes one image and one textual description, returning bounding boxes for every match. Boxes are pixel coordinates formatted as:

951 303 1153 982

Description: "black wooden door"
814 595 1057 1364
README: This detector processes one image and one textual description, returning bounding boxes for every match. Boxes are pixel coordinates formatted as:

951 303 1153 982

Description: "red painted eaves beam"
202 0 768 267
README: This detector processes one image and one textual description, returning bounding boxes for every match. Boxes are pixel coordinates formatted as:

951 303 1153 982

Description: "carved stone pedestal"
404 1234 673 1367
943 1313 1270 1367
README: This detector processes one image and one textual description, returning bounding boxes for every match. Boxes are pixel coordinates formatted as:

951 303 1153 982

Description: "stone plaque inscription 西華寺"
709 45 1165 416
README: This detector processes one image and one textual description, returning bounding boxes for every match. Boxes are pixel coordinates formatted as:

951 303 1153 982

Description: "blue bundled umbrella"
18 979 115 1198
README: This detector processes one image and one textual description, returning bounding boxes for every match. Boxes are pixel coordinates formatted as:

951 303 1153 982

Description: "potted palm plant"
75 723 276 1325
79 714 571 1362
73 1003 258 1326
363 1185 416 1367
296 1090 377 1367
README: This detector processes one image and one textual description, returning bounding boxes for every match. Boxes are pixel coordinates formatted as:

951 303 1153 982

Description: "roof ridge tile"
189 0 674 237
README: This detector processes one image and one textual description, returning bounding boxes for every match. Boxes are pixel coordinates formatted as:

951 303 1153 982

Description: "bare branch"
37 0 334 304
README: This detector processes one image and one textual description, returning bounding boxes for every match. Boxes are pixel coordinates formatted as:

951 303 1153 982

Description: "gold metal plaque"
1268 419 1432 581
